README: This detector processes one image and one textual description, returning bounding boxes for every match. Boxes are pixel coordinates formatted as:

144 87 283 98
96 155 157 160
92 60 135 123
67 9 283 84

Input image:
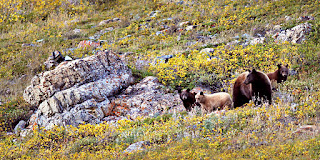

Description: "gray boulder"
273 22 312 44
24 51 134 130
108 76 184 120
14 120 26 134
123 141 149 153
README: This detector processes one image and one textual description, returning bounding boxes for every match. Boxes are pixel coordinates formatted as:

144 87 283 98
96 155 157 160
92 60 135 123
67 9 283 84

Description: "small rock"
185 41 197 46
291 103 298 112
22 44 36 47
250 37 265 45
285 16 292 21
299 16 315 21
113 18 121 21
289 69 298 76
123 141 149 153
294 125 320 134
78 40 101 48
154 55 173 64
73 29 82 34
149 11 159 17
186 25 197 31
242 33 252 39
36 39 44 43
65 55 73 61
6 132 14 136
14 120 26 134
179 21 190 27
20 129 32 137
156 31 164 36
98 19 112 26
176 0 184 5
162 18 173 21
200 48 215 53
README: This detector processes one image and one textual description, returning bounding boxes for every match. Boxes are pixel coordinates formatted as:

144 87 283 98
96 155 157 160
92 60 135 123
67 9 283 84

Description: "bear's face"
243 69 257 85
278 64 289 79
195 92 205 104
178 88 195 101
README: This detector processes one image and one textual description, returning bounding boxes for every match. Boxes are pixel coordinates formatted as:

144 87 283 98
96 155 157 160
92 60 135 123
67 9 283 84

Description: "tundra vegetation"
1 0 320 159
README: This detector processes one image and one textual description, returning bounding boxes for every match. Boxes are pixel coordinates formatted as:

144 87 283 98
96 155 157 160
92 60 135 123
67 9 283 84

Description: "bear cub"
195 92 232 114
178 88 196 111
267 64 289 83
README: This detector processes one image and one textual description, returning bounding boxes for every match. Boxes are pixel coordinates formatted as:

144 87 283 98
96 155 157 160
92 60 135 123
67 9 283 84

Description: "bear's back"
232 72 252 108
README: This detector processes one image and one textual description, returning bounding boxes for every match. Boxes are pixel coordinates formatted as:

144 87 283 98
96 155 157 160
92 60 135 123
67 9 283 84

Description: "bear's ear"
277 64 282 69
193 92 197 95
200 91 204 95
178 88 182 93
285 64 289 68
252 68 257 73
186 88 190 92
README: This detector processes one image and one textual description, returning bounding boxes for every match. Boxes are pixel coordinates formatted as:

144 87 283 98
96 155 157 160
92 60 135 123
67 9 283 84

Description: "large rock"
273 22 312 44
107 76 184 120
24 50 132 107
24 51 134 129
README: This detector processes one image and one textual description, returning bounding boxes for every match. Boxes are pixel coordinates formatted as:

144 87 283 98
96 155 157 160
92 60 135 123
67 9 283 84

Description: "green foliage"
0 97 32 133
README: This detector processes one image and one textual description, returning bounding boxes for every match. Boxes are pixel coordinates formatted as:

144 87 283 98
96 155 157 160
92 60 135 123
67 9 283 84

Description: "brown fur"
195 92 232 113
267 64 289 83
244 69 272 105
232 72 252 108
178 88 196 111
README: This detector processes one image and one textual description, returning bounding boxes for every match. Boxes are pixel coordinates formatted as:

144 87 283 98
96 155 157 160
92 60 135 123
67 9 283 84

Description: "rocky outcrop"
273 22 312 44
23 50 188 131
106 76 184 121
24 51 134 130
24 50 132 107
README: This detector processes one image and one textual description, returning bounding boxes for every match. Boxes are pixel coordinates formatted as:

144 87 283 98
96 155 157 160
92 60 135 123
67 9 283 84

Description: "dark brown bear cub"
244 69 272 105
232 72 252 108
267 64 289 83
178 88 196 111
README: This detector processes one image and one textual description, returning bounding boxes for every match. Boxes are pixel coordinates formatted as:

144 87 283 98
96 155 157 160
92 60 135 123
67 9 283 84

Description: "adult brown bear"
244 69 272 105
178 88 196 111
267 64 289 83
232 72 252 108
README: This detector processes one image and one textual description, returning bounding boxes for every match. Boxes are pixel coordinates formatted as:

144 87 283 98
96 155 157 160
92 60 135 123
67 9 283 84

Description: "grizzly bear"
232 71 252 108
244 69 272 105
267 64 289 83
178 88 196 111
195 92 232 114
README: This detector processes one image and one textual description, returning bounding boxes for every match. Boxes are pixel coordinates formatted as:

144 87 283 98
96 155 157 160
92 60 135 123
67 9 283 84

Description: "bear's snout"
281 73 288 77
181 95 188 100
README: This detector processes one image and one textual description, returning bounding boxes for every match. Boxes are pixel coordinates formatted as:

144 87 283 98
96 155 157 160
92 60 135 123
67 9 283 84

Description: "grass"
0 0 320 159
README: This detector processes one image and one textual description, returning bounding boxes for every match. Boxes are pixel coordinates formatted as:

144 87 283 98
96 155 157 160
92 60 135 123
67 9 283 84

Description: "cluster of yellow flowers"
0 0 93 23
150 43 297 89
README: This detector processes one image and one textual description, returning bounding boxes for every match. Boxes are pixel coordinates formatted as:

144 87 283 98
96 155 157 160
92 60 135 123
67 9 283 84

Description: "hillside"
1 0 320 159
